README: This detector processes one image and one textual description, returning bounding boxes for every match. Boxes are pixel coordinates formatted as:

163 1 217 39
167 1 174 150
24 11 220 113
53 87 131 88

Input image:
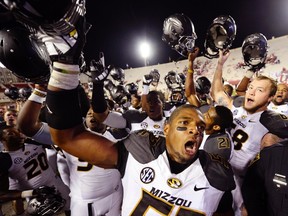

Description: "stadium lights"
138 41 151 66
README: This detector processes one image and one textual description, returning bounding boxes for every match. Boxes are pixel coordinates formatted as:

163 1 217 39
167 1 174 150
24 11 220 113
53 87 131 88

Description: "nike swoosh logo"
46 105 53 114
248 120 256 123
194 185 209 191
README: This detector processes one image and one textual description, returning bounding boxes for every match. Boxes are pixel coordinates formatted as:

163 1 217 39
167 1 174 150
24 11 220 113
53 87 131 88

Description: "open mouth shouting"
184 140 197 156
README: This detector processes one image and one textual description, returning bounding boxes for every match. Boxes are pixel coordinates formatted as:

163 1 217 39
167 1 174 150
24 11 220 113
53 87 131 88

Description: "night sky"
0 0 286 70
84 0 288 69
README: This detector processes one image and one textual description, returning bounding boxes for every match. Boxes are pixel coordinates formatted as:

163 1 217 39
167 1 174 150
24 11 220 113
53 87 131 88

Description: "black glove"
142 74 153 86
32 186 57 198
89 52 110 83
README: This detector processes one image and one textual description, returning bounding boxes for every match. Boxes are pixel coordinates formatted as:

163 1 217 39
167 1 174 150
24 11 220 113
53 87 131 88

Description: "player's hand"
37 16 87 65
142 74 153 86
218 49 230 66
89 52 110 83
188 47 200 62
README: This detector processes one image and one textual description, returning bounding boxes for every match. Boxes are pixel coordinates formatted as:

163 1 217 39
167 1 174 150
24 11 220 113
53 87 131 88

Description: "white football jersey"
64 150 122 201
122 110 166 137
6 144 58 189
129 116 166 137
229 106 268 175
119 130 235 216
267 102 288 115
1 143 71 210
29 122 122 215
122 152 224 215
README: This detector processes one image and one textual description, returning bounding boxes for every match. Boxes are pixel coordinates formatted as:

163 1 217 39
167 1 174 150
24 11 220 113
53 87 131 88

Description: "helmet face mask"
204 15 237 59
170 88 186 104
165 71 182 89
242 33 268 70
162 13 197 57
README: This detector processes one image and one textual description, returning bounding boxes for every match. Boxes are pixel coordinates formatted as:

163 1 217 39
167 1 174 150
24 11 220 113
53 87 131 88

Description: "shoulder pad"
204 132 232 161
123 130 166 163
199 150 236 191
260 110 288 138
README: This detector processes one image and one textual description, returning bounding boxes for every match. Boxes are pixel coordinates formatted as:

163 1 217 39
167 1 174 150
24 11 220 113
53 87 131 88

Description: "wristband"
187 69 194 74
53 62 79 75
142 84 150 95
21 190 34 198
28 89 47 104
245 70 254 79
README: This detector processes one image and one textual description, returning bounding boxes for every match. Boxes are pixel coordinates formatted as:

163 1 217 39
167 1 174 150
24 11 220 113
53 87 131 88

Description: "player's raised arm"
211 50 233 108
185 47 201 107
41 17 118 169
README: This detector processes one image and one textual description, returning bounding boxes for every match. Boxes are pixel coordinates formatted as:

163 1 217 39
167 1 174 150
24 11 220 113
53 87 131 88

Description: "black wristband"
46 87 83 130
91 82 107 113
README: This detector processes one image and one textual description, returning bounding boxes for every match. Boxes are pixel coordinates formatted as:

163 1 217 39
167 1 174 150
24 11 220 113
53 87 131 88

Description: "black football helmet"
162 13 197 57
25 186 65 216
164 71 182 89
0 0 86 36
170 87 186 105
204 15 237 59
0 25 51 83
110 85 130 105
4 86 19 100
178 72 186 85
109 66 125 84
242 33 268 71
149 69 160 86
125 82 138 95
18 87 32 99
195 76 211 95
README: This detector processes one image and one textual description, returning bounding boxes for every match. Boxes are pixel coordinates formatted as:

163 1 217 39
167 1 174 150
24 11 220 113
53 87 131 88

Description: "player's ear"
164 122 170 136
212 125 221 131
267 95 274 104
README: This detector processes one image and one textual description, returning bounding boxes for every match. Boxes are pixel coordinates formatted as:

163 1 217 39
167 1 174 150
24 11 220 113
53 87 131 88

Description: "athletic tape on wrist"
49 71 80 90
28 89 47 104
48 62 80 90
53 62 79 74
142 85 150 95
245 70 254 79
21 190 34 198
